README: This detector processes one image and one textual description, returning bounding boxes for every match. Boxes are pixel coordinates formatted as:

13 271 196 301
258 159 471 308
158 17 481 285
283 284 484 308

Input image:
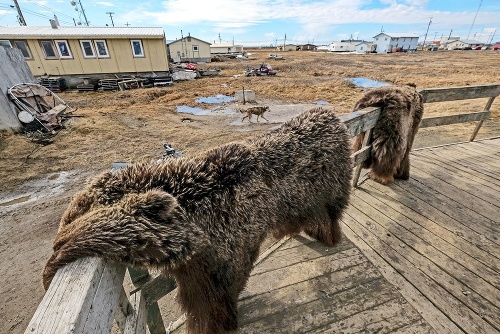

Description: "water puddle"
347 77 390 88
177 106 211 115
195 94 234 104
315 100 329 105
0 195 30 206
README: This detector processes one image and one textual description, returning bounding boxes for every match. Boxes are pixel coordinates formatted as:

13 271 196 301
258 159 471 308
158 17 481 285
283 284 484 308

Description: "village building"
276 44 298 51
446 39 484 50
327 41 355 52
354 42 374 53
372 32 419 53
210 42 244 54
298 44 317 51
167 35 211 63
0 25 169 87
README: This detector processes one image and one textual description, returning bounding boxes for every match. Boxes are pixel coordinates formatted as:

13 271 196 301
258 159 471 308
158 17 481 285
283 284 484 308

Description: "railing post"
470 96 495 141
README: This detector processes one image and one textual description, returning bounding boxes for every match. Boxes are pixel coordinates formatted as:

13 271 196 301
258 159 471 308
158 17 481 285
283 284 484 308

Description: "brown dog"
352 84 424 184
240 105 270 122
42 107 352 334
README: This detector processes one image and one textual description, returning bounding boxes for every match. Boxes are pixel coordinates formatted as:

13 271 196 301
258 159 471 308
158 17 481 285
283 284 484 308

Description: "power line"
25 0 74 19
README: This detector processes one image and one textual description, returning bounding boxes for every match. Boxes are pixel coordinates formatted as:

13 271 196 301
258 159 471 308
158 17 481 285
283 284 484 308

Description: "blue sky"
0 0 498 45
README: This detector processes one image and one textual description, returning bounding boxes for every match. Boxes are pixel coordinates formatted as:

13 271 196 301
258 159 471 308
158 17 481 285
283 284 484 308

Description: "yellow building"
167 35 211 63
0 25 169 86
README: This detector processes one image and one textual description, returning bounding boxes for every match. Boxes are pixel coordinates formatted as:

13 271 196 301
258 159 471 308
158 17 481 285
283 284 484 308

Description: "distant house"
167 35 211 63
439 36 460 49
0 25 170 86
298 44 317 51
354 42 374 53
446 39 484 50
316 45 329 51
372 32 419 53
327 42 355 52
210 42 243 54
276 44 298 51
493 42 500 50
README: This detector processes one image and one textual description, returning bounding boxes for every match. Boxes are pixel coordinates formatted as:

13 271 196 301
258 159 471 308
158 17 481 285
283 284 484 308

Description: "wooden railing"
25 84 499 334
350 83 500 187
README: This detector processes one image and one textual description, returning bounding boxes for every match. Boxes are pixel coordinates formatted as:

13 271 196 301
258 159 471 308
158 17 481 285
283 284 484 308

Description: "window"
13 40 32 59
385 38 388 41
94 40 110 57
80 40 95 58
0 40 12 47
40 40 57 58
192 45 199 52
130 39 144 57
55 40 72 58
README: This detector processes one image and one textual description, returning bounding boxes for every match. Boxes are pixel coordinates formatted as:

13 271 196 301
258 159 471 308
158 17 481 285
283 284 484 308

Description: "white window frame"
94 40 110 58
192 45 199 52
13 40 32 59
80 40 96 58
55 40 73 59
40 40 58 59
130 39 144 57
0 40 12 47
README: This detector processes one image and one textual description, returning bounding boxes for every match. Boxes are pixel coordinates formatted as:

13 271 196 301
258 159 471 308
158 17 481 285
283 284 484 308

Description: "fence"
24 84 499 334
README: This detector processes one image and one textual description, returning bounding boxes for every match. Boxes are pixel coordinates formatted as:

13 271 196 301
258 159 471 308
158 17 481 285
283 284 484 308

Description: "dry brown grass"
1 50 499 189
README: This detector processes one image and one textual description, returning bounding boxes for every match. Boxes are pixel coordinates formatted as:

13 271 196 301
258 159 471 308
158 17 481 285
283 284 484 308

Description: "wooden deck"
224 138 499 333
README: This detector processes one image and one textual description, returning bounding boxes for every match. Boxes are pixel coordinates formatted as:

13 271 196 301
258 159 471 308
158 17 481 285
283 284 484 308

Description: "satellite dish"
18 111 35 123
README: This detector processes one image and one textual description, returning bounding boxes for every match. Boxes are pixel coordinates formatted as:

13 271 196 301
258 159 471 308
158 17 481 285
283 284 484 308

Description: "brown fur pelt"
352 84 424 184
42 107 352 334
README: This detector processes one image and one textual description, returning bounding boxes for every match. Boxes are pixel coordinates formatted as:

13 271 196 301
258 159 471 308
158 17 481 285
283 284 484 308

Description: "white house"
372 32 419 53
327 42 355 52
210 42 242 54
446 39 484 50
354 42 374 53
316 45 329 51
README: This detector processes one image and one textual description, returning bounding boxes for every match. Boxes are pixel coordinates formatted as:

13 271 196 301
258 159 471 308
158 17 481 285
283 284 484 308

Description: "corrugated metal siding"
0 26 165 39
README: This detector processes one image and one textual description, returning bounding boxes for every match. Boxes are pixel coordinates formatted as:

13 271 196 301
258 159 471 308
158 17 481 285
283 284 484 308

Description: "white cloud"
120 0 499 40
93 1 115 7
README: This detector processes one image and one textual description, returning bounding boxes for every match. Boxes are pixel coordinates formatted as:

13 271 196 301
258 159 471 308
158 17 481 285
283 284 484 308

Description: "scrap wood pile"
8 83 76 134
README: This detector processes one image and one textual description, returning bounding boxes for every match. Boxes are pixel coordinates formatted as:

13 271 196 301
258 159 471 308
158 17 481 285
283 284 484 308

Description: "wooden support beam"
471 97 496 141
419 111 491 128
418 84 500 103
352 128 373 187
25 258 125 334
339 107 380 137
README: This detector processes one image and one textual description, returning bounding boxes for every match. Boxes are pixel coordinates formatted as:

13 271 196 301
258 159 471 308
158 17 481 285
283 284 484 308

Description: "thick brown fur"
240 105 270 122
42 107 352 334
352 85 424 184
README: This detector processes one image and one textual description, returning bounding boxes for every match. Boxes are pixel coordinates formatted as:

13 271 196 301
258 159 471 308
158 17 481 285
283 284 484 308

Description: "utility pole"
106 12 115 26
125 22 130 27
218 33 221 43
448 29 453 40
422 17 432 49
12 0 26 26
283 33 286 51
488 29 497 45
467 0 483 39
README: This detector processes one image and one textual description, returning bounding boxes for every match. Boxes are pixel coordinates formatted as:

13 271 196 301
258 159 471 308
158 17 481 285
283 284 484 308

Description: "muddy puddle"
347 77 390 88
196 94 234 104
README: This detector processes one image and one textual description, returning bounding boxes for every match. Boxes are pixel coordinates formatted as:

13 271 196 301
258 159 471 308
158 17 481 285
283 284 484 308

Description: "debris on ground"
269 54 285 60
244 63 277 76
8 83 76 134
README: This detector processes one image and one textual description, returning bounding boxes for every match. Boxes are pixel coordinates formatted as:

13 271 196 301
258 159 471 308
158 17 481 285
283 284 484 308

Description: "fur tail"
42 190 206 289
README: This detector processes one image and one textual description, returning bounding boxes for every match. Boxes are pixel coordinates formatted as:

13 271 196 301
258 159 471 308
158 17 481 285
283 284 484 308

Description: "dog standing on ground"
240 105 270 122
352 84 424 184
42 107 352 334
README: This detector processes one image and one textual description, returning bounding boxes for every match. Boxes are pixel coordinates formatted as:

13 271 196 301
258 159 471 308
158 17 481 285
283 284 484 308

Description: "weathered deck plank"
344 138 500 334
